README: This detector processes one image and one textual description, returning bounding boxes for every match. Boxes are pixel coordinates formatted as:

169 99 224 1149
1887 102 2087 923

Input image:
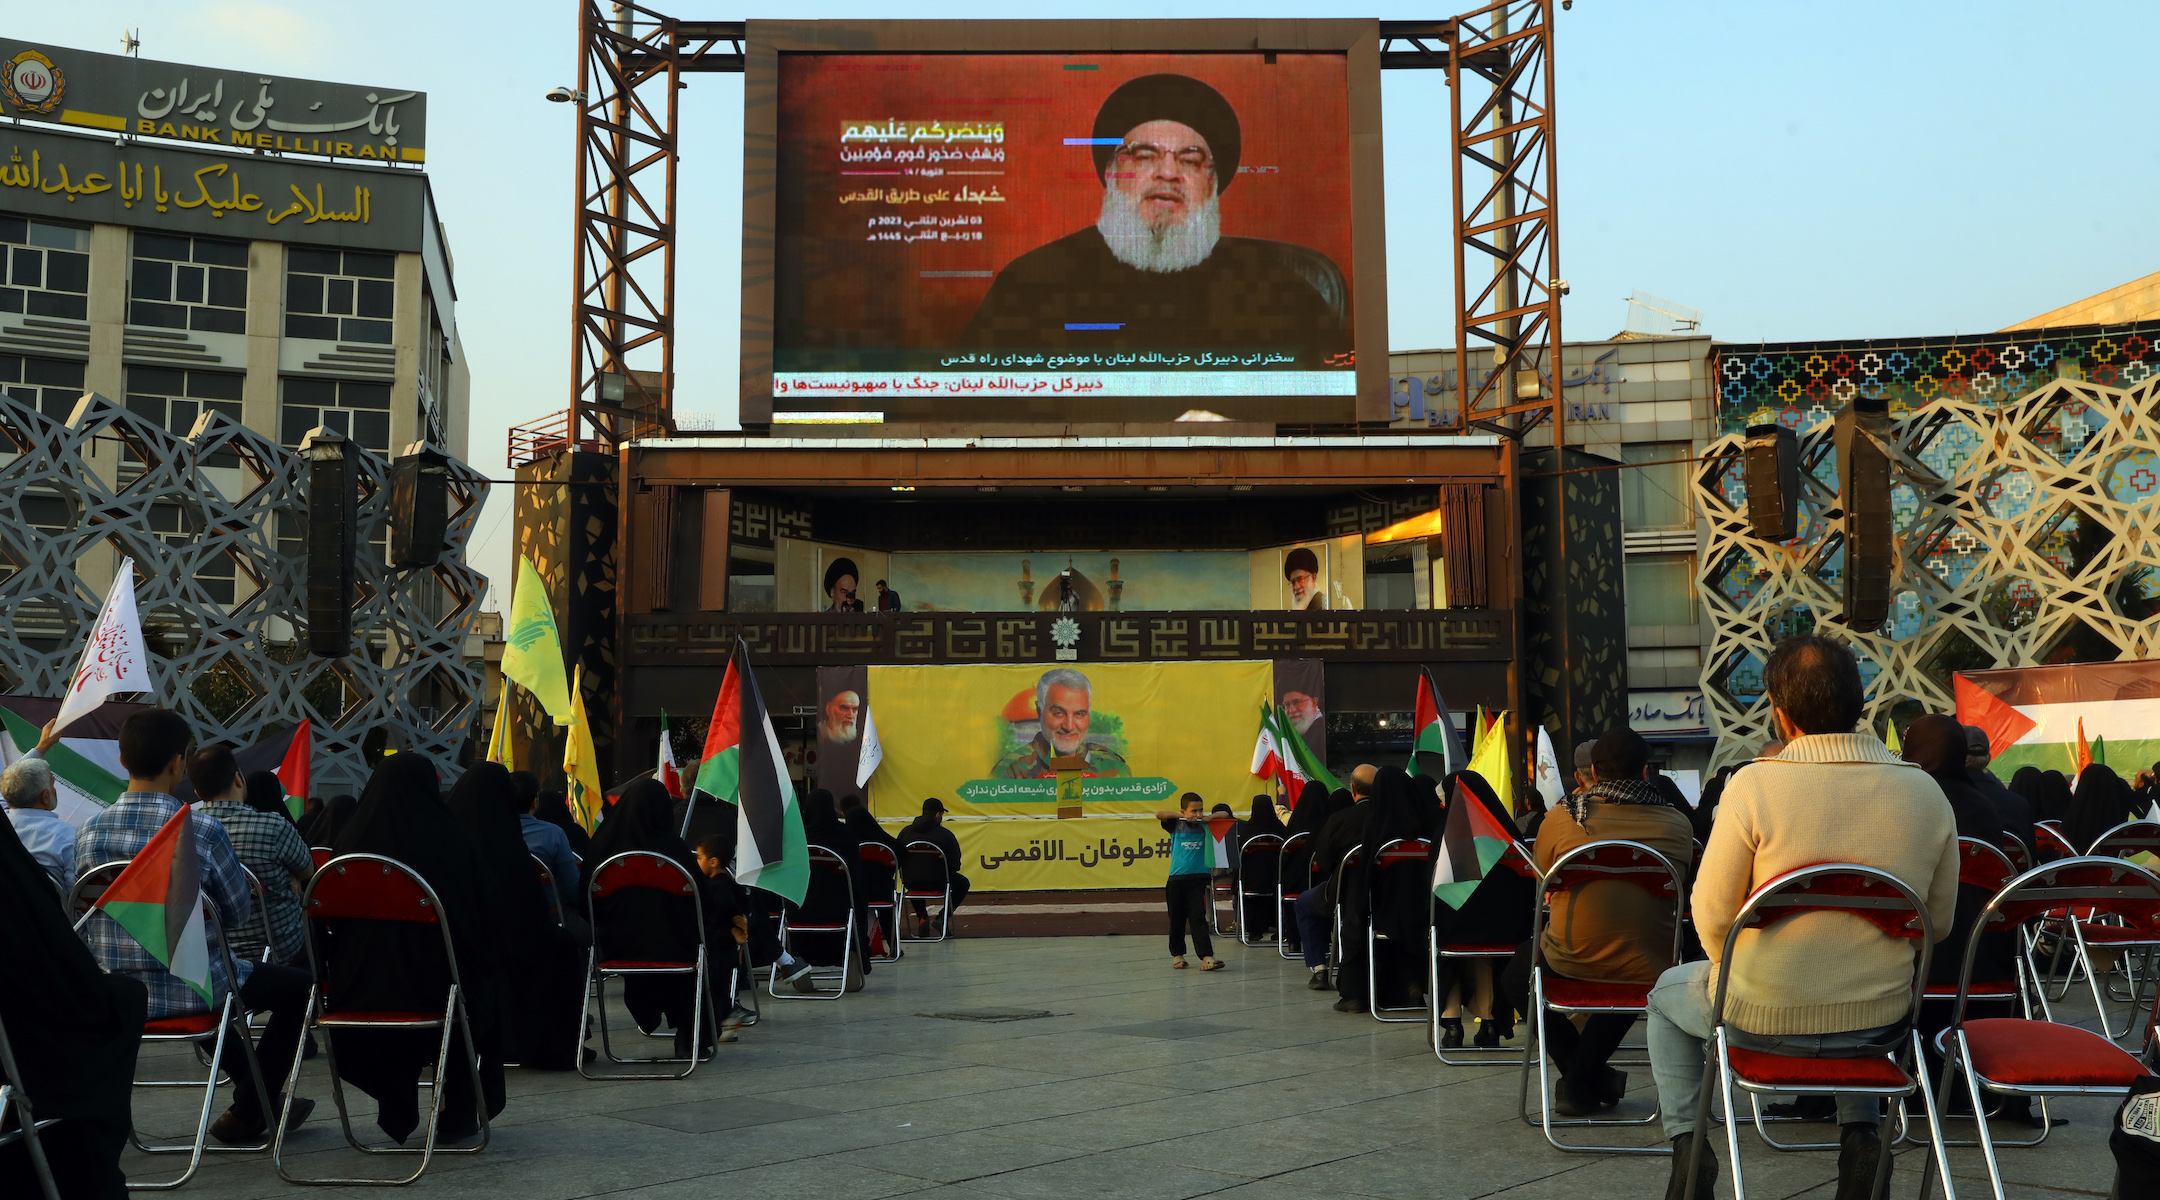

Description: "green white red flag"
656 709 684 799
694 642 807 903
1409 670 1467 777
1433 778 1511 909
276 719 311 821
96 805 214 1005
1208 816 1237 870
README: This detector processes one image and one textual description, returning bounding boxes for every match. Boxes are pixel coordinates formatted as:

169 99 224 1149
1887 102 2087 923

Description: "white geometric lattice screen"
0 390 488 794
1695 376 2160 769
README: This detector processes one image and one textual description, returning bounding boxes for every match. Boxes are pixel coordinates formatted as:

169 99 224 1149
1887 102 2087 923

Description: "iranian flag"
276 719 312 821
1433 777 1512 909
656 708 684 800
1249 702 1303 794
96 805 215 1006
694 643 807 903
1409 670 1467 777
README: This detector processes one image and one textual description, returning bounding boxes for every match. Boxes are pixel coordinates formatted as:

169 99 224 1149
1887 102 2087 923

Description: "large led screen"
770 52 1359 405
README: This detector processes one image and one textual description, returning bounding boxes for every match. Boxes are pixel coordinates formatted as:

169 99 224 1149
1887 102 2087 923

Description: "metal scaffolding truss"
0 391 489 794
1694 375 2160 768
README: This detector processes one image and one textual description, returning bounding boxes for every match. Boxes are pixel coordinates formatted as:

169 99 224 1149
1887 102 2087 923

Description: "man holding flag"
73 709 316 1145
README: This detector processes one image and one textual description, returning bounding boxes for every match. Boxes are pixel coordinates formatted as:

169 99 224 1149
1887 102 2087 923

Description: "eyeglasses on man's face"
1114 144 1212 174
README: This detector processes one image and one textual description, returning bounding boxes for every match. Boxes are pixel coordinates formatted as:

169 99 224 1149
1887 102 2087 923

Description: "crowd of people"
0 708 978 1198
6 634 2159 1197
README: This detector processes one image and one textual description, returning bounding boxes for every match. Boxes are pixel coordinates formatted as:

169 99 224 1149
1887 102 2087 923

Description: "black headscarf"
535 787 594 861
0 810 147 1199
301 793 356 845
1362 766 1430 849
446 763 582 1071
589 777 698 876
1245 794 1286 836
325 755 506 1142
1282 780 1332 838
2040 771 2074 825
244 769 296 824
2009 767 2045 811
2066 763 2143 854
1902 715 2005 843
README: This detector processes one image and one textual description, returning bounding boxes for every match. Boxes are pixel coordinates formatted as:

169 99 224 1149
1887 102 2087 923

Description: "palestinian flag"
2075 717 2094 778
698 642 807 903
276 719 312 820
0 700 127 827
656 708 684 800
1433 778 1512 908
1409 670 1467 777
1956 663 2152 778
1208 816 1237 870
97 805 215 1006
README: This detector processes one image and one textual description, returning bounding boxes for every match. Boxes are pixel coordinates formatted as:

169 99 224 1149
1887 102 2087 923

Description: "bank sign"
0 40 425 165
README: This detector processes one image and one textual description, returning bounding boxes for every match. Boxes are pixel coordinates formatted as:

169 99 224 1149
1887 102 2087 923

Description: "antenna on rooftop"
121 29 141 57
1624 290 1703 336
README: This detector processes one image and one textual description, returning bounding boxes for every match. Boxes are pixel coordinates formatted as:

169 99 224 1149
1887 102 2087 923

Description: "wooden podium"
1051 754 1088 819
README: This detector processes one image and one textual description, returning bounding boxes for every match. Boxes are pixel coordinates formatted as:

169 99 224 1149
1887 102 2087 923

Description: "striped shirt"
200 799 314 964
74 791 256 1017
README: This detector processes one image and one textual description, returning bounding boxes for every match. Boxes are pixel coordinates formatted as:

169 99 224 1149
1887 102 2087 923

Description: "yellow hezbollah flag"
563 664 604 832
1467 709 1513 813
486 680 514 766
502 556 573 723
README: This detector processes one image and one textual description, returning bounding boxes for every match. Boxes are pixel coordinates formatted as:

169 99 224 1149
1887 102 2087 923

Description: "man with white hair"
961 73 1349 362
5 754 74 892
992 667 1131 779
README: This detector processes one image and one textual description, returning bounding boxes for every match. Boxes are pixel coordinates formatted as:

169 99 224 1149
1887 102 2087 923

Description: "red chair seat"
595 959 696 972
1725 1047 1910 1090
1543 978 1650 1009
1922 981 2018 1000
143 1013 220 1036
1962 1018 2147 1088
2074 923 2160 946
902 889 946 898
1437 942 1517 955
316 1010 447 1026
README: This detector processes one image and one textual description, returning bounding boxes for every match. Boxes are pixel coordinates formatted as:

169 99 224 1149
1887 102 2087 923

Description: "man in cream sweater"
1651 636 1957 1200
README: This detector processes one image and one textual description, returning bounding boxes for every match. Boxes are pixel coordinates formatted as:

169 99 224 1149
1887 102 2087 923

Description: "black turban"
1090 74 1242 195
1283 546 1319 581
823 556 859 595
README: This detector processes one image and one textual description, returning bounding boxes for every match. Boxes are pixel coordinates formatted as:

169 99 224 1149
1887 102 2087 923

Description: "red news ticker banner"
772 52 1356 400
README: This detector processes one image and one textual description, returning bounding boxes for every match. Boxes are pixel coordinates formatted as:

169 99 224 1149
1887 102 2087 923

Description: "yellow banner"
878 815 1194 891
866 661 1272 820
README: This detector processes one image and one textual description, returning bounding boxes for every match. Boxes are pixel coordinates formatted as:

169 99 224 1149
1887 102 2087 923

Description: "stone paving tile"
145 936 2128 1200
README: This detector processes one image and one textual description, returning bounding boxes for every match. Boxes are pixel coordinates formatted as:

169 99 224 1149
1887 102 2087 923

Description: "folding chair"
1923 856 2160 1200
858 842 903 963
274 853 489 1184
1516 839 1686 1152
0 1007 62 1200
1366 838 1435 1024
2061 820 2160 1039
238 864 278 964
70 862 275 1191
308 848 335 871
900 841 953 942
1326 846 1363 988
1275 831 1316 960
1993 834 2031 876
772 846 859 999
577 850 717 1080
531 855 564 927
2031 823 2077 863
1237 833 1284 947
1429 837 1538 1064
1680 864 1953 1200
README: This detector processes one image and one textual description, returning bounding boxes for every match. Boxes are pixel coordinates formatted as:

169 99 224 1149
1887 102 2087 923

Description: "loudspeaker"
1743 424 1799 541
388 445 450 568
302 427 357 657
1832 398 1893 629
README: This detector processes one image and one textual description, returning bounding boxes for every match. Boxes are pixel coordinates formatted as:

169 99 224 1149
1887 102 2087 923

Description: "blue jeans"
1646 960 1892 1139
1293 886 1333 970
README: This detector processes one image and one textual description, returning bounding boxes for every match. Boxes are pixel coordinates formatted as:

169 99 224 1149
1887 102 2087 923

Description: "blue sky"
18 2 2158 606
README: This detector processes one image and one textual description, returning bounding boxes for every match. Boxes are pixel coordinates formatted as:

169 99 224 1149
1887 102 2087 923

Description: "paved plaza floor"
135 936 2124 1198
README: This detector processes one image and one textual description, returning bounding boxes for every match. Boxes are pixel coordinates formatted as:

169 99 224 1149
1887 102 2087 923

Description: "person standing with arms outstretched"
1156 793 1224 970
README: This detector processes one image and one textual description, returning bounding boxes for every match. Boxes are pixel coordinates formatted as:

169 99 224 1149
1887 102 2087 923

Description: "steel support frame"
570 3 744 447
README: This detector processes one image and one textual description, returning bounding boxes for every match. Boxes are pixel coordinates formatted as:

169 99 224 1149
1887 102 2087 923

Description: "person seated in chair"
1647 637 1957 1200
1498 728 1693 1118
898 799 969 937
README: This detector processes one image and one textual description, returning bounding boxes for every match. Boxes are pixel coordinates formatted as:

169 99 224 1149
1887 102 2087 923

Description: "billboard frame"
738 18 1392 428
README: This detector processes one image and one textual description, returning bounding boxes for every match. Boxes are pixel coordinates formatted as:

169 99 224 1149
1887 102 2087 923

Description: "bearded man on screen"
960 74 1349 360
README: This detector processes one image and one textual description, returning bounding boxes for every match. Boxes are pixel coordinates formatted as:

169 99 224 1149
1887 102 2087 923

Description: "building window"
1622 441 1693 530
129 233 249 334
126 366 243 466
280 376 391 455
285 247 394 344
1363 542 1418 610
0 353 85 420
1625 553 1700 627
0 216 91 321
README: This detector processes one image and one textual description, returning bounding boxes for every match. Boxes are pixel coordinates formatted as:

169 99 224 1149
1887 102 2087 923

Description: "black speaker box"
303 429 357 657
1833 398 1893 629
388 446 450 568
1743 423 1799 541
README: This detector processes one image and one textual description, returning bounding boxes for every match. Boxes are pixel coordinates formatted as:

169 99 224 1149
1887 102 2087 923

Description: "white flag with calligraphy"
856 706 884 790
55 558 150 735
